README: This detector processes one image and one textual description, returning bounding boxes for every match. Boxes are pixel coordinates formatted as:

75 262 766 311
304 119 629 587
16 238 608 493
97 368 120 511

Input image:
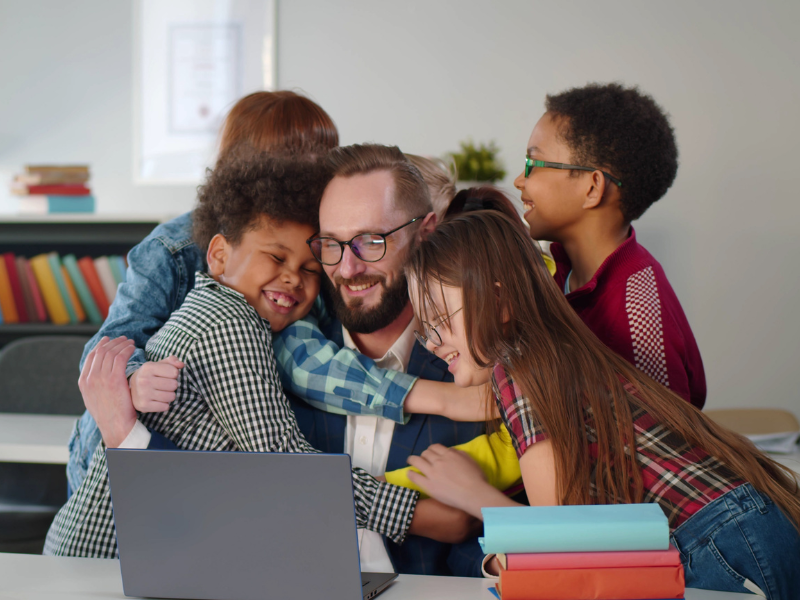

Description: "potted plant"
446 139 506 186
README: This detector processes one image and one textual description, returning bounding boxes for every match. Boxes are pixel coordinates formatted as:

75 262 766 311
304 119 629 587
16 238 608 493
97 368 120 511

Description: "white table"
0 553 756 600
0 413 77 464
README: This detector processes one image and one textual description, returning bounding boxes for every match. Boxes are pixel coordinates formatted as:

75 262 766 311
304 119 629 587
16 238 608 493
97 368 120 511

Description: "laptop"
106 449 398 600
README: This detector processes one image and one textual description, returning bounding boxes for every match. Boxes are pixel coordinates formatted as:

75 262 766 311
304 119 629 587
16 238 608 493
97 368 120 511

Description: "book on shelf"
77 256 110 319
497 544 682 571
0 256 19 323
29 254 70 325
20 257 48 322
16 257 40 323
3 252 27 322
61 265 86 322
15 171 90 185
47 253 79 323
12 184 92 196
18 195 95 214
94 256 118 303
63 255 103 325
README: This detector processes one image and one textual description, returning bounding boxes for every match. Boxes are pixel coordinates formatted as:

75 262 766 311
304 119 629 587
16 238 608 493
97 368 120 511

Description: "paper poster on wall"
135 0 275 184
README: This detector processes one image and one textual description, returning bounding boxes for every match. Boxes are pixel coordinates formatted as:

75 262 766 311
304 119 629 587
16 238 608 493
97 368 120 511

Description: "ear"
206 234 230 278
419 211 438 240
581 170 607 210
494 282 511 324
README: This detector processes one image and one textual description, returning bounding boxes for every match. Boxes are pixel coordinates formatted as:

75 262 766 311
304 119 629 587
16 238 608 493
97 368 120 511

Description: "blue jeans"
671 483 800 599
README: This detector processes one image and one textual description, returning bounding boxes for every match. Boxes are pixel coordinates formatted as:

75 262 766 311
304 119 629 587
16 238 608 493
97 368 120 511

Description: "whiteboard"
133 0 276 185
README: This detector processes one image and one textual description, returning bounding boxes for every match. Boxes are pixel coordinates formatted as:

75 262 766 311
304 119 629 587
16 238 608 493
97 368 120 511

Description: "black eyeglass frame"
414 307 463 348
524 156 623 188
306 215 426 266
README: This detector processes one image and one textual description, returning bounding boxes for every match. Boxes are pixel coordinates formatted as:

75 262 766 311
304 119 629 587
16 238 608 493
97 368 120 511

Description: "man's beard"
325 273 410 334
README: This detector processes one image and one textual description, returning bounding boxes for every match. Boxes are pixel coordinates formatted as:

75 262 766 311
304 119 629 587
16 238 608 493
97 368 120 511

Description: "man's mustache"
334 275 385 288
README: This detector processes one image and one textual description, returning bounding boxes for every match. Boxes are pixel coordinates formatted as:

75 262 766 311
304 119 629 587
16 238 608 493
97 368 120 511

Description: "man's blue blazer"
290 329 487 577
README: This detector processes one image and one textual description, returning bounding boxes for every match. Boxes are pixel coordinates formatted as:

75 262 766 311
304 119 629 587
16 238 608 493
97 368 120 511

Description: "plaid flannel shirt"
273 310 417 425
492 364 743 530
44 273 418 558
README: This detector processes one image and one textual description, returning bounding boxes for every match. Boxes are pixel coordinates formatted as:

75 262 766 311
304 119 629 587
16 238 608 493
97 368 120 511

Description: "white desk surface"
0 553 756 600
0 413 77 464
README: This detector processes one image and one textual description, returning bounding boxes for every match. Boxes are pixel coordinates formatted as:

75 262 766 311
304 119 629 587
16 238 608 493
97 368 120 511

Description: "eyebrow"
526 145 542 155
263 242 291 252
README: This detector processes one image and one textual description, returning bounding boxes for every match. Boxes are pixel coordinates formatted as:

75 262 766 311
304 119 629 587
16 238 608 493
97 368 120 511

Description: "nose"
281 266 302 289
425 338 438 355
513 170 526 191
338 245 365 280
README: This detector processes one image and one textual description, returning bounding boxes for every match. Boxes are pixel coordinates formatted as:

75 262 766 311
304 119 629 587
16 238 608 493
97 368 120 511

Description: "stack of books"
0 252 126 326
481 504 685 600
10 165 95 213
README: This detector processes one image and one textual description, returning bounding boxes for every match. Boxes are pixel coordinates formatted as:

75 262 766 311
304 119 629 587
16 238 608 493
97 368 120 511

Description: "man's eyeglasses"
414 307 462 348
307 215 426 266
524 156 622 188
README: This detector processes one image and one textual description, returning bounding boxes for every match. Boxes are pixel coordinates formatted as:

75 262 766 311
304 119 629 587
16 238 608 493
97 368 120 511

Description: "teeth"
347 283 375 292
443 351 459 365
266 291 296 307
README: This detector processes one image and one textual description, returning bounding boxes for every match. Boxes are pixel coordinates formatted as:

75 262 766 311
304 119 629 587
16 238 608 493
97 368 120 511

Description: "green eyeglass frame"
524 157 622 188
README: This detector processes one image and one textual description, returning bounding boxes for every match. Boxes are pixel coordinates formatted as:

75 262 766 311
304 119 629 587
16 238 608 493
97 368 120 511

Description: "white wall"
1 0 799 414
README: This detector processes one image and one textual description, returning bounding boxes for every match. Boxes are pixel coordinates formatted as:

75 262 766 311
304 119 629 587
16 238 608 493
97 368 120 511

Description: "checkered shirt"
273 312 417 425
492 363 743 530
44 272 418 558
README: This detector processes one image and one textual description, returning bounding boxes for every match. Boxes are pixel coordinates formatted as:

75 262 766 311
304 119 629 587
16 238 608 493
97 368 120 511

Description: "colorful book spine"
18 195 95 214
115 255 128 283
62 254 102 325
108 255 124 286
61 266 86 322
47 253 78 323
497 564 685 600
16 257 40 323
22 258 48 322
29 254 70 325
500 545 681 571
94 256 118 304
3 253 28 322
77 256 110 319
15 171 90 185
25 184 91 196
480 504 669 554
0 257 19 323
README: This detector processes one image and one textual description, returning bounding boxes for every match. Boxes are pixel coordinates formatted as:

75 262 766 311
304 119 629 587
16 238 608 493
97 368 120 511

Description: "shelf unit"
0 214 174 348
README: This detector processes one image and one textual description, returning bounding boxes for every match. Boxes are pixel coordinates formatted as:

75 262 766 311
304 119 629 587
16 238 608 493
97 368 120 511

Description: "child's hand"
403 380 497 421
130 356 184 413
79 336 138 448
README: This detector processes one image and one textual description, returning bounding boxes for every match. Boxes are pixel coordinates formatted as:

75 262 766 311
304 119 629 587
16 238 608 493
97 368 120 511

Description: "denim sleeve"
272 308 417 425
79 236 186 376
447 537 486 578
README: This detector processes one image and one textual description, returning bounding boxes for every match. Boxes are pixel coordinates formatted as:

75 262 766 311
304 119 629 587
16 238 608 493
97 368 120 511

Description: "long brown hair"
406 210 800 529
218 91 339 161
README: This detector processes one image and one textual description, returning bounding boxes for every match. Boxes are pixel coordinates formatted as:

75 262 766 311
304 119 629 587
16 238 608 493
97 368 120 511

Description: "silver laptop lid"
107 449 363 600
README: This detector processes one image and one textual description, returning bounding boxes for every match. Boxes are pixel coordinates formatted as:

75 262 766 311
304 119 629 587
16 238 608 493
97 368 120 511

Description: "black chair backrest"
0 336 89 415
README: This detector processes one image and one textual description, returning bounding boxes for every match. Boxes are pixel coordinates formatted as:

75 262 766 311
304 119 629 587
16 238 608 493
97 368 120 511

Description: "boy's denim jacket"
67 212 416 492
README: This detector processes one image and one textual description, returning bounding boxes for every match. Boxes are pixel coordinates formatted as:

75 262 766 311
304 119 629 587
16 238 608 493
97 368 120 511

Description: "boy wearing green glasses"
514 82 706 408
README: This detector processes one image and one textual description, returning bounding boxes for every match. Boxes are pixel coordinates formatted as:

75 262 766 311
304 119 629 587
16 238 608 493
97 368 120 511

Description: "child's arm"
188 316 419 545
385 425 522 498
273 312 495 424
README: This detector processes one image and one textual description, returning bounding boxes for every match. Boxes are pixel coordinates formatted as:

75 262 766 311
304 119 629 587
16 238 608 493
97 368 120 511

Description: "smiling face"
411 280 492 388
207 215 321 332
513 112 587 242
318 170 418 334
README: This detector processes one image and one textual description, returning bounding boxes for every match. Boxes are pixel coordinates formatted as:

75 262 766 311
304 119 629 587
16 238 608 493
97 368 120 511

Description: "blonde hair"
405 154 457 219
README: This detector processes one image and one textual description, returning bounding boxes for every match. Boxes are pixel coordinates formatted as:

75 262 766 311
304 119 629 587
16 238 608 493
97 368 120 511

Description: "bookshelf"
0 214 174 349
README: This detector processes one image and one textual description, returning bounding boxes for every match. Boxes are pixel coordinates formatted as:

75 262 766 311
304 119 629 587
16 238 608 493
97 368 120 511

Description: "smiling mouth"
442 350 459 365
265 291 297 308
347 282 378 292
522 198 534 211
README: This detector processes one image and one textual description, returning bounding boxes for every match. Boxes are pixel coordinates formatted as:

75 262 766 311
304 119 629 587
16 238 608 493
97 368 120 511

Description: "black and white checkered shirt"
44 272 418 558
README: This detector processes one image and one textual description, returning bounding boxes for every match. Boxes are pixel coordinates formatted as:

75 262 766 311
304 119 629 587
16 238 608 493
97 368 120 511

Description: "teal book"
48 195 95 213
479 504 669 555
115 256 127 283
62 254 103 325
108 255 124 286
46 253 78 323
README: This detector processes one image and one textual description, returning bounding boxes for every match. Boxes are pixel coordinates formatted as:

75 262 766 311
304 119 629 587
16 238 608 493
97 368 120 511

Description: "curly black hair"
545 83 678 222
193 147 331 252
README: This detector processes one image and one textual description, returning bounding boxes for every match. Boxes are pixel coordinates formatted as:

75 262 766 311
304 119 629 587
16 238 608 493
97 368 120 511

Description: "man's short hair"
545 83 679 222
326 144 433 217
193 147 330 251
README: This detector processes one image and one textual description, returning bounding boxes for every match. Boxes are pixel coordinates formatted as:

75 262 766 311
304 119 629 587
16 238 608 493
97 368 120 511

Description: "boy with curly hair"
515 83 706 408
44 152 423 557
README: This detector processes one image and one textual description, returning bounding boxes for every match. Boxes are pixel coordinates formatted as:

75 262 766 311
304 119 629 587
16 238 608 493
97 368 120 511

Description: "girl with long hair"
404 210 800 598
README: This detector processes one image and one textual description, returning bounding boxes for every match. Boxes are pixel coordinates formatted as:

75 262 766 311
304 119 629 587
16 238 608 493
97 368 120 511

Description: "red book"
23 258 49 322
16 257 39 323
3 253 28 322
77 256 110 319
497 564 685 600
501 545 682 571
25 184 91 196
